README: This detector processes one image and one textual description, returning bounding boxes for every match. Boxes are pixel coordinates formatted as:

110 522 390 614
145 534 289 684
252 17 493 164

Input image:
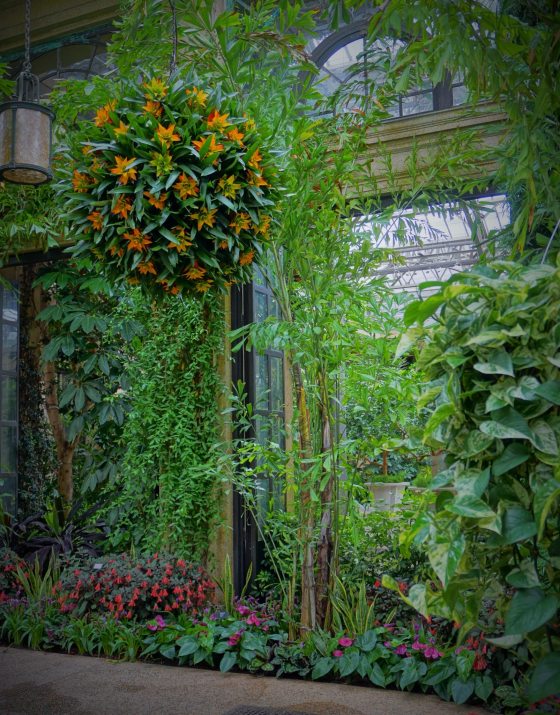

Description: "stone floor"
0 647 491 715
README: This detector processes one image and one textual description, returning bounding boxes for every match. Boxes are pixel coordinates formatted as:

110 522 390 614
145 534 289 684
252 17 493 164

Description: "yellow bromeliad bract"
60 76 276 296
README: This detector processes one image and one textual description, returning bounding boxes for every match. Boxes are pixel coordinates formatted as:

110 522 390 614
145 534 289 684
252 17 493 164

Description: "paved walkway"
0 647 491 715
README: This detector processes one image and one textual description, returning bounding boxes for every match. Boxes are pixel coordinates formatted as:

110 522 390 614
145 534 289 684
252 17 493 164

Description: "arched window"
309 19 467 117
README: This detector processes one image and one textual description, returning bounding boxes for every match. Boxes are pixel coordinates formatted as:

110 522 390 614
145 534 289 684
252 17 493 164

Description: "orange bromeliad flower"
184 262 207 280
154 123 180 147
185 86 208 108
192 134 224 155
95 101 116 127
219 239 229 250
137 260 157 275
239 249 255 266
111 195 133 219
173 173 199 199
72 170 92 193
110 156 138 185
168 226 192 252
124 227 152 252
87 211 104 231
226 127 245 146
143 99 163 117
229 212 251 235
190 206 217 231
254 213 271 236
247 148 262 169
195 280 214 293
217 175 241 199
207 109 230 132
247 170 269 188
113 120 129 137
143 78 168 100
143 191 167 209
109 244 125 258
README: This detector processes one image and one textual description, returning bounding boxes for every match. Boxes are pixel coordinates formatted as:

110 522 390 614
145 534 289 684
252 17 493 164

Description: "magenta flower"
146 623 158 632
424 646 442 659
395 644 408 656
236 604 251 616
332 649 344 657
155 615 166 628
338 637 353 648
246 613 261 626
412 640 426 651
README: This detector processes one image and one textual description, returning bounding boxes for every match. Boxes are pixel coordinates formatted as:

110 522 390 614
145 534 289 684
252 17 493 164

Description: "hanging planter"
59 76 277 295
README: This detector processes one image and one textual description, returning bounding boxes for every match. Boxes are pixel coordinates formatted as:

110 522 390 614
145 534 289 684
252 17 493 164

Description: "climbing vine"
107 291 225 561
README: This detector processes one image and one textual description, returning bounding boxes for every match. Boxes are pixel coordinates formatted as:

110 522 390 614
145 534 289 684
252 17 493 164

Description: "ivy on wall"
106 292 225 562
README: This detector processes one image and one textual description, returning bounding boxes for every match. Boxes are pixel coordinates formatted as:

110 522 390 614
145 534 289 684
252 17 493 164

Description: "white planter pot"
365 481 408 511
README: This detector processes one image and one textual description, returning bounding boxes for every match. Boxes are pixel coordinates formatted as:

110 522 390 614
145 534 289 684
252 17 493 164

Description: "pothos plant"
391 259 560 705
57 75 276 296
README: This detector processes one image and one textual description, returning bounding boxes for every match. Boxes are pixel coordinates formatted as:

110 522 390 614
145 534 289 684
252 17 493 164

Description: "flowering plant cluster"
60 76 276 296
0 548 24 603
55 552 214 620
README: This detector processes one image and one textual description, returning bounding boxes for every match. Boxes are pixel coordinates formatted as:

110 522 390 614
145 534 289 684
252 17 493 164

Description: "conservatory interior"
0 1 558 713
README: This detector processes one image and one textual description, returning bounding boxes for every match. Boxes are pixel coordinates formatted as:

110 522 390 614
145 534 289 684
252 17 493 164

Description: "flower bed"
59 77 277 296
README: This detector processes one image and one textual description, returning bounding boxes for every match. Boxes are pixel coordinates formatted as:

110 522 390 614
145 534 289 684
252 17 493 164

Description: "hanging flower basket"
59 77 276 295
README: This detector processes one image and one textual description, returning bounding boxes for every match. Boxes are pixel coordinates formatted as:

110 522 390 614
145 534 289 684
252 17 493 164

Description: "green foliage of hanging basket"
58 76 277 296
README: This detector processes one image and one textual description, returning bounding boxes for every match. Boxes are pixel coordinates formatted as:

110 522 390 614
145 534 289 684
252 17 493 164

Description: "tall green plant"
394 260 560 704
108 292 224 561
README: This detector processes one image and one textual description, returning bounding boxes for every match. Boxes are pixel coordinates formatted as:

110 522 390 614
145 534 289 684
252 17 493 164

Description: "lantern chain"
23 0 32 75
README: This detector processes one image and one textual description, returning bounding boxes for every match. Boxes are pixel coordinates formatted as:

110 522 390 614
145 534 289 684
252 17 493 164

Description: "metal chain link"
23 0 32 74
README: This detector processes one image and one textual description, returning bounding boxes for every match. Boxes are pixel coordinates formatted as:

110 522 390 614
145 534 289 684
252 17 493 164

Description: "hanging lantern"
0 0 54 186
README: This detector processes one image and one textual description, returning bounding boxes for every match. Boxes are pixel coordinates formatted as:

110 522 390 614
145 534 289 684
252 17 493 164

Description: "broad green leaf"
311 656 334 680
338 651 360 677
395 327 423 358
160 644 176 659
403 295 444 327
501 507 537 544
428 534 466 587
526 653 560 703
456 650 475 680
475 675 494 701
451 678 474 704
534 381 560 405
473 351 513 376
417 384 443 409
177 639 198 657
531 419 558 455
480 407 533 441
220 651 237 673
506 560 540 588
400 658 426 689
492 443 530 477
369 663 386 687
505 588 558 635
356 630 377 652
459 431 494 458
486 634 523 648
455 468 490 498
424 403 456 437
533 479 560 539
447 495 496 518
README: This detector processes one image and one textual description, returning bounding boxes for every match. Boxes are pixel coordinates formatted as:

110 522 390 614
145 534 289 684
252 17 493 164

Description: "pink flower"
338 637 353 648
146 623 158 631
236 604 251 616
424 646 442 659
412 640 426 651
155 615 166 628
332 649 344 657
246 613 261 626
395 644 408 656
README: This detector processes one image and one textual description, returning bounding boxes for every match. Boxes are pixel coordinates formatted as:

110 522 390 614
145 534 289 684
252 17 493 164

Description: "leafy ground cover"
2 547 557 714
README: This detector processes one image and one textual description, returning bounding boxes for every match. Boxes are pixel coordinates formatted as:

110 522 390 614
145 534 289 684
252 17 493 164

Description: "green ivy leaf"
473 350 514 376
446 495 496 519
501 507 537 544
492 443 530 477
505 588 559 635
534 381 560 405
526 653 560 703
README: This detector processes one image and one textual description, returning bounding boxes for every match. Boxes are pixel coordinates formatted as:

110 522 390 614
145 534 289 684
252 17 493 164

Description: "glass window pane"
0 425 17 472
255 353 269 408
1 377 17 421
401 91 433 116
452 84 468 106
270 356 283 411
2 288 18 322
0 475 16 516
2 324 17 371
254 265 266 287
269 294 280 319
255 291 268 323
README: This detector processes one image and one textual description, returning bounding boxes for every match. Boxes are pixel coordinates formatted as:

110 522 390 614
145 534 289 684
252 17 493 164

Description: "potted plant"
364 470 409 511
